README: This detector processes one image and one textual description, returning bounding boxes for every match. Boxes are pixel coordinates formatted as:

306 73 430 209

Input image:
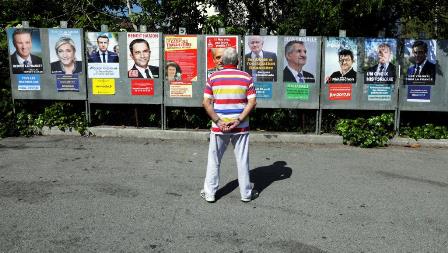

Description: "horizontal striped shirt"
204 65 256 134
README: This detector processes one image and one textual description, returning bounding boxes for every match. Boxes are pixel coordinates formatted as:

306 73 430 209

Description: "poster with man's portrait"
206 36 238 78
364 38 397 84
127 33 160 79
48 29 83 75
244 36 278 82
325 37 357 84
403 39 436 85
7 28 43 74
283 36 318 84
85 32 119 78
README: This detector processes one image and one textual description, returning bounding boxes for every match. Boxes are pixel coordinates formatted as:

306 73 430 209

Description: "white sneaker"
241 189 259 202
200 189 215 203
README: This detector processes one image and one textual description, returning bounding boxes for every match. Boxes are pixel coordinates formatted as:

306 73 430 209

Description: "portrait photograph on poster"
86 32 120 78
206 36 238 78
283 36 317 84
325 37 357 84
403 39 436 85
364 38 397 85
7 28 43 74
48 29 83 75
127 32 160 79
164 35 198 98
244 35 277 82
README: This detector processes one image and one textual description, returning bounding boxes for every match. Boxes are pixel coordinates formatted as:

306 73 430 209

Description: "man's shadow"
215 161 292 200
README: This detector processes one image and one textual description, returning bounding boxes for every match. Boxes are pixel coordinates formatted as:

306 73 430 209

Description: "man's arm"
202 97 230 132
228 97 257 130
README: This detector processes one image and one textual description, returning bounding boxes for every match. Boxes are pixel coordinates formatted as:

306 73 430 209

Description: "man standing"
366 43 395 84
244 36 277 81
10 29 43 74
201 47 258 203
407 40 435 84
283 40 315 83
207 47 225 78
127 38 159 78
88 34 119 63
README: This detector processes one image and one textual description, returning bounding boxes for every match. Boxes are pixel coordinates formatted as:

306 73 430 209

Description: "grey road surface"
1 136 447 252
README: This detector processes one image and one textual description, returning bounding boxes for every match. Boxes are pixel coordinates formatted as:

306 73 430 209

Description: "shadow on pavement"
216 161 292 200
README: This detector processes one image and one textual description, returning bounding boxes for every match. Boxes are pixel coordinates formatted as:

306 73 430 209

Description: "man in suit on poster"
244 35 277 82
127 38 159 78
88 34 119 63
10 28 43 74
366 43 395 84
406 40 435 84
283 40 315 83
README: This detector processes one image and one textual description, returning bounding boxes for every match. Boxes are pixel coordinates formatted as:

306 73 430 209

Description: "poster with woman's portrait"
48 29 83 75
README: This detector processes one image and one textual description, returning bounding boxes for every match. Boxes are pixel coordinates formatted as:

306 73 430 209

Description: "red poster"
328 84 352 100
206 36 238 78
164 35 197 83
131 79 154 96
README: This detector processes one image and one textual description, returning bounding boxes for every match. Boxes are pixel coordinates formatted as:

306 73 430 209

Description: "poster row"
7 29 439 101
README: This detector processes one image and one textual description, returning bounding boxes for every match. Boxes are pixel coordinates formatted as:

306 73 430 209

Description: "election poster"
244 36 277 82
48 29 83 91
164 35 198 98
364 38 397 85
325 37 357 84
283 36 318 84
206 36 238 78
7 28 44 74
86 32 120 78
127 32 160 79
403 39 436 86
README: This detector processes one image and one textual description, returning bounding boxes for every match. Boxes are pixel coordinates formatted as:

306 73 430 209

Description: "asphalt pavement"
1 135 447 252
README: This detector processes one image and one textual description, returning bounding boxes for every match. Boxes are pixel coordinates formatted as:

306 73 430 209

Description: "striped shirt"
204 65 256 134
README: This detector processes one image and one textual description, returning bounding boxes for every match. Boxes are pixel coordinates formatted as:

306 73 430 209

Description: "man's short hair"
284 40 304 56
338 49 354 60
412 40 428 53
221 47 238 65
12 29 32 42
129 38 149 55
378 43 391 51
97 34 109 42
248 36 264 44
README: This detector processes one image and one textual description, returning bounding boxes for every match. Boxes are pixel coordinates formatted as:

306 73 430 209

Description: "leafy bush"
336 113 395 148
400 124 448 140
0 89 16 137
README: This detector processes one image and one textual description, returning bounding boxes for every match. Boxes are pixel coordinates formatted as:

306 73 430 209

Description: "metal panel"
86 32 163 104
250 36 321 109
8 28 87 101
163 35 241 108
320 37 398 110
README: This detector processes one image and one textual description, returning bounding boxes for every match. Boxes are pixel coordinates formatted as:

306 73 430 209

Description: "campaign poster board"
164 35 198 98
244 35 277 82
205 36 238 78
86 32 120 78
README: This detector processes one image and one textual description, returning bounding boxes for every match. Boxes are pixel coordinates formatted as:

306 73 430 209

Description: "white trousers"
203 133 252 199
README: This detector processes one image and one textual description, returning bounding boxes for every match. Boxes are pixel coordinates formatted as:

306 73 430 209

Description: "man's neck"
288 63 303 72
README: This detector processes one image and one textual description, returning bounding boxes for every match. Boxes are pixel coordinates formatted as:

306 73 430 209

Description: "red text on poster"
328 84 352 101
131 79 154 96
